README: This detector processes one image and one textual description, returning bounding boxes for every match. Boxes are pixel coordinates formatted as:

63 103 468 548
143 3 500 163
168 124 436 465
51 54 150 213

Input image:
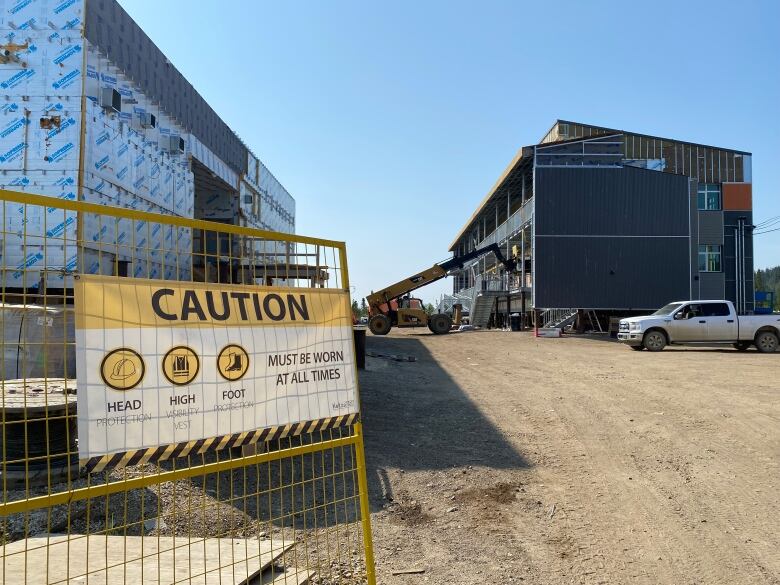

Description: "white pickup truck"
618 300 780 352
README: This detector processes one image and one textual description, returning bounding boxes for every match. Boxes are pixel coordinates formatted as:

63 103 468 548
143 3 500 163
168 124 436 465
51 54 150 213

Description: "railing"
468 275 507 315
540 308 578 328
474 198 533 250
436 292 474 314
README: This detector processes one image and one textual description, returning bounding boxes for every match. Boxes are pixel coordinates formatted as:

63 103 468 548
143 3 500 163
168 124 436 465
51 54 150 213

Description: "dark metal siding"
534 237 690 309
689 180 700 298
698 273 725 299
534 166 692 309
86 0 248 175
535 166 690 236
698 211 724 244
723 211 754 312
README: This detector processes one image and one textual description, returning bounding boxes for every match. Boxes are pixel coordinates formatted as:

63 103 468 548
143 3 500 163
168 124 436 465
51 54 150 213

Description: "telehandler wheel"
369 314 392 336
428 313 452 335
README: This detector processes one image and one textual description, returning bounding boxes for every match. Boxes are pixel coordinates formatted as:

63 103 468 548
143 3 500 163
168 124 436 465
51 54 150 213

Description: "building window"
697 183 721 210
698 245 722 272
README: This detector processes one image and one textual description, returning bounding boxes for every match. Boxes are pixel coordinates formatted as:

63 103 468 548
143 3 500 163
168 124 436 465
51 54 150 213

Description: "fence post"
354 422 377 585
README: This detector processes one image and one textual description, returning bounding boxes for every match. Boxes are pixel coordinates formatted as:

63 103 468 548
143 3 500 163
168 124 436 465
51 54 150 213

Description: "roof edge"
556 119 752 156
447 146 529 251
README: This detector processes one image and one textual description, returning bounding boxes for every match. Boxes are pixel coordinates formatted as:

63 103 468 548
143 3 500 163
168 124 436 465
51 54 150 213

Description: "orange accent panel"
723 183 752 210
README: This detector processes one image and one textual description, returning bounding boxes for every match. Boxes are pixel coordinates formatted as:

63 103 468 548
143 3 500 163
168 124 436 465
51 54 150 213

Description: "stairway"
539 309 604 332
543 308 578 329
469 291 505 328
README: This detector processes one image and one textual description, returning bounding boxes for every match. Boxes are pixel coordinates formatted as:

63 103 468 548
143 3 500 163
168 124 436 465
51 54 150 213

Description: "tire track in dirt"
361 330 779 584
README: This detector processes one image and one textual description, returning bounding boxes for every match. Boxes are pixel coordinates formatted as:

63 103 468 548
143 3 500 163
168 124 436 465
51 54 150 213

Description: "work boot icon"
226 352 243 372
218 345 248 381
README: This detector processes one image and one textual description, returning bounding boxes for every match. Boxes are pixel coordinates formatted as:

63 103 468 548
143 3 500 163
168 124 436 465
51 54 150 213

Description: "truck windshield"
652 302 684 316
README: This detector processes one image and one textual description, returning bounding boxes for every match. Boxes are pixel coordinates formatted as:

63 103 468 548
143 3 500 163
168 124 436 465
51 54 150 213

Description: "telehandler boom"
365 243 516 335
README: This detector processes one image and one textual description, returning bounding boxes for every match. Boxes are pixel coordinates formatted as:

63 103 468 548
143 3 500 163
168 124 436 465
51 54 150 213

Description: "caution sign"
75 275 359 464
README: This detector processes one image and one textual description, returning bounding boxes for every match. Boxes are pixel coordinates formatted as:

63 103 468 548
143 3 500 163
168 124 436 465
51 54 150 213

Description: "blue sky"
122 0 780 305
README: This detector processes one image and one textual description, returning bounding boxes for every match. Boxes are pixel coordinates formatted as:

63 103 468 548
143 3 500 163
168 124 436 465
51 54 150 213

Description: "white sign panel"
75 276 358 460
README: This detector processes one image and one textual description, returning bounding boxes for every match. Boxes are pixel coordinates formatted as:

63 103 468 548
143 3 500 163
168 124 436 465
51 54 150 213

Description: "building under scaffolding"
447 120 754 329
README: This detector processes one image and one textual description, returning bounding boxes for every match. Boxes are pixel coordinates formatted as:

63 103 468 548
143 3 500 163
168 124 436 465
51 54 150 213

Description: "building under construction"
0 0 295 290
446 120 754 329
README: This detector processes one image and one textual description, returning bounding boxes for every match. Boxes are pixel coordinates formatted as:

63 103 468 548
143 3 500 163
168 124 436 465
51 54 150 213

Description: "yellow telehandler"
365 243 516 335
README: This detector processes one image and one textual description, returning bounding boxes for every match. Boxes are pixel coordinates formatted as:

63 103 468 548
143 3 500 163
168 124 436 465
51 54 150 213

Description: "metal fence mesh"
0 189 374 584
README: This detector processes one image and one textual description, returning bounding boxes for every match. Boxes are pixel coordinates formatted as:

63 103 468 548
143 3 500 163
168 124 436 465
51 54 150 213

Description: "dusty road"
359 329 779 584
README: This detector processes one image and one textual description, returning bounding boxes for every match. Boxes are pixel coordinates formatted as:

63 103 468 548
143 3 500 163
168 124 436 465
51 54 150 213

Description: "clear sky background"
122 0 779 306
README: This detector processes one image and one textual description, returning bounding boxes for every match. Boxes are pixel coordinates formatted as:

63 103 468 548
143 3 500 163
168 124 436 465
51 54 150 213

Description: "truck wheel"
428 313 452 335
754 331 779 353
643 330 667 352
368 314 392 336
733 341 752 351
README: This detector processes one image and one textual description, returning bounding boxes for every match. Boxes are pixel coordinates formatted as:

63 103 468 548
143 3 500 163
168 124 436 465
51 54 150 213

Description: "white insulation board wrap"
0 5 195 289
0 0 83 32
246 151 259 184
0 0 85 288
84 43 195 218
0 0 294 289
258 160 294 234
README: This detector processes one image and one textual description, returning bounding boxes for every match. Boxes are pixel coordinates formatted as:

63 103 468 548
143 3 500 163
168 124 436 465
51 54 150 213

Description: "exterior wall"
0 0 87 288
698 273 725 299
688 180 700 299
533 166 692 309
724 210 754 313
257 161 295 234
0 0 296 289
697 211 724 244
83 0 294 235
543 121 749 184
541 121 612 144
84 41 194 281
84 0 246 175
723 182 752 210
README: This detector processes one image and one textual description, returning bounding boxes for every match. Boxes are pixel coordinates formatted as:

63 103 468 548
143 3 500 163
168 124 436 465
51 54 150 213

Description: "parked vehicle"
618 300 780 353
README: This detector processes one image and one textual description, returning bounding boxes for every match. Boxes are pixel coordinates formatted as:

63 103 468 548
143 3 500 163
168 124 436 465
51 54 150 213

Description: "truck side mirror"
674 312 684 320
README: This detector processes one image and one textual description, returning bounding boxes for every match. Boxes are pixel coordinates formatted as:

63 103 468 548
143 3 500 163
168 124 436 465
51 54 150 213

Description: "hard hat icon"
101 348 145 391
110 358 137 380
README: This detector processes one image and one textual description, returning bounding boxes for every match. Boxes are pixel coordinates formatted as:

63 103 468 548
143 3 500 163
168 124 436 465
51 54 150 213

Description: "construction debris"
391 568 426 576
0 534 308 584
366 351 416 362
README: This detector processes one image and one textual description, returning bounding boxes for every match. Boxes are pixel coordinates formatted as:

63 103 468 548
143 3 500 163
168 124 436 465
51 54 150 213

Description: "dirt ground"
359 329 779 584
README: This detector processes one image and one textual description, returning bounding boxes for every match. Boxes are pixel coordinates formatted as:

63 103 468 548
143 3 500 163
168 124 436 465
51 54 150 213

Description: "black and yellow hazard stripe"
82 413 360 474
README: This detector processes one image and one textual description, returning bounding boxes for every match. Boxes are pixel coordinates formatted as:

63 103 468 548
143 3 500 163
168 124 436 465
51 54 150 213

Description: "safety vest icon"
172 355 189 378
